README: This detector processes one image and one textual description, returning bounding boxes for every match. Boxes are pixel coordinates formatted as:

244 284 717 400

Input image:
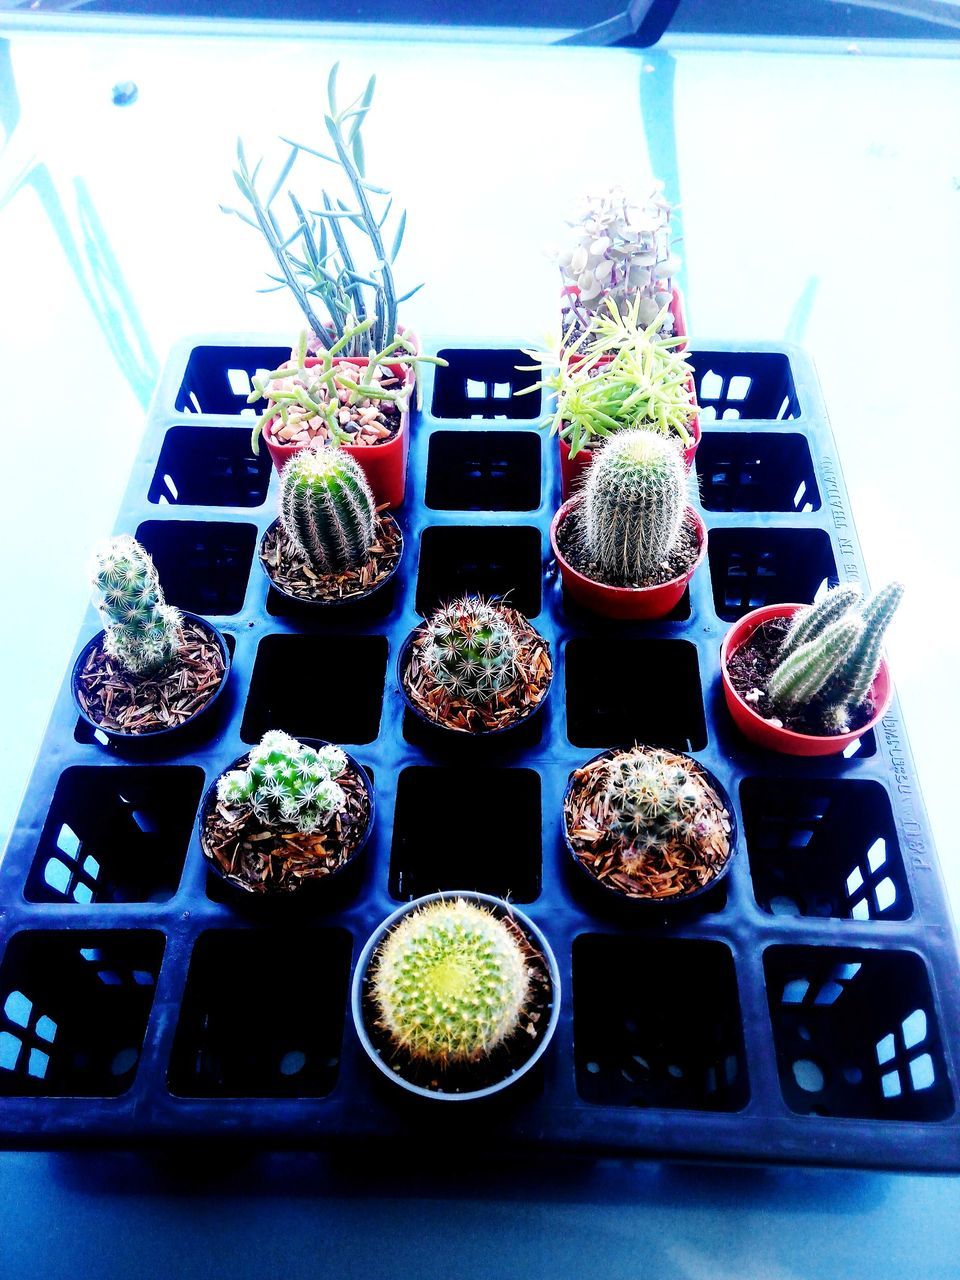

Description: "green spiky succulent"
604 746 726 863
90 535 182 677
421 597 521 706
580 429 688 585
767 582 904 731
370 898 531 1064
279 446 375 574
217 730 347 834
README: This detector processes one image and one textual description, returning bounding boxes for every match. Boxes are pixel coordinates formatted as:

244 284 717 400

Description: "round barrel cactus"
279 447 375 574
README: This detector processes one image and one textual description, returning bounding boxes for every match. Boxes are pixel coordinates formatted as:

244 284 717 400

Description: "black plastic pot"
396 628 553 741
351 890 561 1101
199 737 375 899
70 611 231 744
562 747 739 920
257 515 404 612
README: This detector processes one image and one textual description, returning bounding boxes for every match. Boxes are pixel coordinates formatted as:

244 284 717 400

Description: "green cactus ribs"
201 732 372 895
363 897 554 1093
401 597 553 734
564 746 733 902
75 536 227 736
727 583 904 737
260 448 403 605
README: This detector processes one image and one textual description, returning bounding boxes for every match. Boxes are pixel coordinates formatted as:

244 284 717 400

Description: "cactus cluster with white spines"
421 597 521 706
90 535 183 677
279 446 376 575
580 429 688 584
217 730 348 834
370 898 531 1064
767 582 905 731
603 746 726 870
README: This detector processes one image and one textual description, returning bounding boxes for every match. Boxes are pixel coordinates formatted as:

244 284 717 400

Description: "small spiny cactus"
91 535 182 677
421 597 521 705
581 429 687 584
767 582 904 729
604 746 727 871
370 898 531 1064
279 447 376 574
217 730 348 834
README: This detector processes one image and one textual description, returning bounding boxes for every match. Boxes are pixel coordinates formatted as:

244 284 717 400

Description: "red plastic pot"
550 496 707 621
560 284 687 344
557 399 700 500
719 603 893 757
262 356 414 509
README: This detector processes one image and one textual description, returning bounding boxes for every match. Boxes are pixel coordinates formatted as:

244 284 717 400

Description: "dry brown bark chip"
401 607 553 734
564 750 732 900
201 759 371 894
260 512 402 604
76 617 226 735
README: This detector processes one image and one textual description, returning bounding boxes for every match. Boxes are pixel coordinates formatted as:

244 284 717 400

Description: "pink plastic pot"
262 356 414 509
550 496 707 621
560 285 687 343
557 400 700 501
719 603 893 757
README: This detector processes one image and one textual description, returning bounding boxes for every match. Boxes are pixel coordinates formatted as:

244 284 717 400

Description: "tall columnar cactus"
370 898 531 1064
604 747 722 857
421 597 521 705
581 429 687 583
279 447 375 574
767 582 905 728
217 730 347 834
91 535 182 677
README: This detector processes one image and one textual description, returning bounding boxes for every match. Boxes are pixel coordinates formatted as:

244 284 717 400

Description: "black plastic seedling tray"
1 331 958 1171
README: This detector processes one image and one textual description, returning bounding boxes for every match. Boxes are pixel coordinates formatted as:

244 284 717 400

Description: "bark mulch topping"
727 616 876 737
362 914 552 1094
202 759 371 894
261 512 402 604
75 617 226 736
402 608 553 734
556 505 700 590
265 364 404 449
564 750 732 901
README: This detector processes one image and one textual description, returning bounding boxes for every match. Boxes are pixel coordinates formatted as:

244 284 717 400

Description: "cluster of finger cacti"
370 898 531 1063
217 730 347 834
580 429 688 584
767 582 904 731
90 536 183 677
279 446 376 574
421 597 521 706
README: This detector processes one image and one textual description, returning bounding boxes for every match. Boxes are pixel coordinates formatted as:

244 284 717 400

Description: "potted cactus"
519 294 699 500
550 430 706 620
721 583 904 757
551 183 684 342
563 745 735 908
259 445 402 608
200 731 373 895
72 535 230 740
398 596 553 736
247 326 443 508
351 892 561 1099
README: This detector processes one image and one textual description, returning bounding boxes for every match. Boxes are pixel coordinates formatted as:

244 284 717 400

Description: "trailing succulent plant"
421 597 522 706
279 446 375 574
603 746 727 874
551 184 679 335
217 730 348 834
518 294 696 458
370 898 531 1064
580 429 689 585
90 535 183 677
766 582 904 731
223 63 423 356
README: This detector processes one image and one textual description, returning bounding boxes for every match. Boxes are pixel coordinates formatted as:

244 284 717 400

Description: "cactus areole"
353 893 562 1098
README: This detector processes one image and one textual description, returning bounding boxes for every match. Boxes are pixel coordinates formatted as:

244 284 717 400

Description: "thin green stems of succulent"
247 326 446 454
